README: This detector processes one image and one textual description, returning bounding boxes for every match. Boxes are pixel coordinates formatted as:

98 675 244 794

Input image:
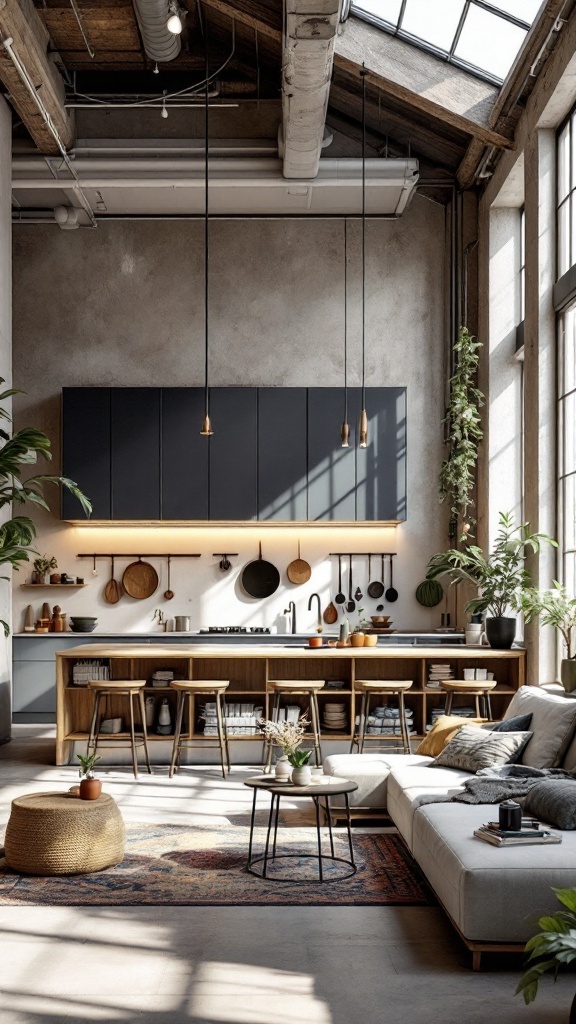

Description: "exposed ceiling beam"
203 0 281 43
335 17 515 152
280 0 341 179
0 0 74 153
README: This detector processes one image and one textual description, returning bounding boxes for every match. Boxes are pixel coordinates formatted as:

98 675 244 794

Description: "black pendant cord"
361 67 366 415
344 220 348 416
200 5 213 435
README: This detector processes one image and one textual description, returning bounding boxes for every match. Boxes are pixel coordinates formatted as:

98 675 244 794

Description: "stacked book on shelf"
201 701 264 736
425 705 477 731
357 705 416 736
72 659 109 686
426 663 454 689
151 670 174 688
474 819 562 846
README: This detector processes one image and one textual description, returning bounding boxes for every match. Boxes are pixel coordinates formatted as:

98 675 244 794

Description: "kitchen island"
55 643 526 766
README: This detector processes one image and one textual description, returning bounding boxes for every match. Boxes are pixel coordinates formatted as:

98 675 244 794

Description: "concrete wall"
11 196 451 635
0 97 12 741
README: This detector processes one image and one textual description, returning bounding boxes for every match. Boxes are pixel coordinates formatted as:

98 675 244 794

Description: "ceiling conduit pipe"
131 0 181 63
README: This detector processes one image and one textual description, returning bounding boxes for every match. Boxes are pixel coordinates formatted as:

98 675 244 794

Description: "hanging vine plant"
439 326 484 536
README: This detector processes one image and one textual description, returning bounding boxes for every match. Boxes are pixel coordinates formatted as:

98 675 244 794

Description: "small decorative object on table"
32 554 57 585
76 752 102 801
289 749 312 786
258 714 312 783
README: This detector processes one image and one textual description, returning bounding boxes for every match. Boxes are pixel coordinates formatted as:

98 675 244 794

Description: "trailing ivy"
439 326 484 531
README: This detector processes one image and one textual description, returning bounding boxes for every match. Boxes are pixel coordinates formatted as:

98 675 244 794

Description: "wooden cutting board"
122 559 159 600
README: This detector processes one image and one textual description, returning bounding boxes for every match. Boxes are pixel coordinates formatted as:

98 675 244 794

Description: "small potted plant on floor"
520 582 576 691
516 886 576 1022
32 554 57 585
76 753 102 800
426 512 556 649
258 716 311 783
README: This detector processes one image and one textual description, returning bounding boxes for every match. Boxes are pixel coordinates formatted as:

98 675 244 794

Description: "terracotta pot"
363 634 378 646
49 573 61 584
308 636 323 648
79 777 102 801
351 632 365 647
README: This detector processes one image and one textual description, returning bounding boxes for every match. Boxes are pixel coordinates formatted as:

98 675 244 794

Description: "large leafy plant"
426 511 556 618
520 582 576 661
516 887 576 1005
439 326 484 532
0 379 91 635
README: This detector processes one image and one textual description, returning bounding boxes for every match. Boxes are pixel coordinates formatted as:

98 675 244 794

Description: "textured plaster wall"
0 98 12 740
12 196 450 635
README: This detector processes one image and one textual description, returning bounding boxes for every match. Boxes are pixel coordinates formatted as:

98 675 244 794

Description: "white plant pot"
275 756 291 781
291 765 312 786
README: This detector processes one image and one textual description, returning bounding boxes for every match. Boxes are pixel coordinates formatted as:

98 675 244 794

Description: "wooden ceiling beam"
0 0 74 152
202 0 281 43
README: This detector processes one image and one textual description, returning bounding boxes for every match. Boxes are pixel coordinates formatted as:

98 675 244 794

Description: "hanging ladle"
385 554 398 603
335 555 346 605
346 554 356 613
163 556 174 600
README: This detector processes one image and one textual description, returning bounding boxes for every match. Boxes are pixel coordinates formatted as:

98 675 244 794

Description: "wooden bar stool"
87 679 151 779
169 680 230 779
264 680 325 773
351 680 413 755
440 680 497 720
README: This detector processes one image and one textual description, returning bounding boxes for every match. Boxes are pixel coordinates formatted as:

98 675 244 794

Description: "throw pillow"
523 779 576 830
502 686 576 768
430 726 533 773
415 715 484 757
481 714 534 763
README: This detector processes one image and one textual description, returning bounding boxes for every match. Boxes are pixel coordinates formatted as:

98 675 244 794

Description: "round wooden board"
122 560 159 600
286 558 311 585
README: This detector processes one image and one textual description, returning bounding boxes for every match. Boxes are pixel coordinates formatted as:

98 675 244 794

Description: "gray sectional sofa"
324 685 576 968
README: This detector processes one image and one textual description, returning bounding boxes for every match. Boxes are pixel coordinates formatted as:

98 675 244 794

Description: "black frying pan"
241 542 280 599
385 554 398 602
367 553 384 599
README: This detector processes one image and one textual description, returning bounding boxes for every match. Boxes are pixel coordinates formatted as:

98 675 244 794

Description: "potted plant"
439 326 484 540
520 583 576 692
32 554 57 585
0 378 91 637
258 716 311 783
426 512 556 649
287 748 313 786
76 752 102 800
516 886 576 1022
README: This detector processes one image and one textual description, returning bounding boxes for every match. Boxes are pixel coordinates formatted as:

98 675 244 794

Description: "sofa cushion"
386 762 470 851
523 778 576 830
430 726 532 773
412 803 576 942
322 753 430 808
561 714 576 770
415 715 483 757
503 685 576 767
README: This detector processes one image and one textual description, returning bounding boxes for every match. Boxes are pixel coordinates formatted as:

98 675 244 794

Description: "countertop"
55 642 525 659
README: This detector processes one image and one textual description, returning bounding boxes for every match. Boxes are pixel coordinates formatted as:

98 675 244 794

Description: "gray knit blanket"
419 764 575 805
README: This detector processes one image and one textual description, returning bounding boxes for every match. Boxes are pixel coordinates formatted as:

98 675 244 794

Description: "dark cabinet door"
209 388 258 521
62 387 111 520
307 387 358 521
161 388 209 520
111 388 161 520
258 388 307 521
355 387 407 521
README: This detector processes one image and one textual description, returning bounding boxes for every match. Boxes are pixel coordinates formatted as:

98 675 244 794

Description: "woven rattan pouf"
4 791 125 875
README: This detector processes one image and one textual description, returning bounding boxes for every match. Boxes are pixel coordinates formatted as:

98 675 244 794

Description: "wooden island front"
55 643 527 765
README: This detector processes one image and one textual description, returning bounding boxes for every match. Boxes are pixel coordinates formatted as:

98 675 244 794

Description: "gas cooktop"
200 626 271 634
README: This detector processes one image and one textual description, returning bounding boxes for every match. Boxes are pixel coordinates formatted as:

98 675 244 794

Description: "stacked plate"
322 701 347 731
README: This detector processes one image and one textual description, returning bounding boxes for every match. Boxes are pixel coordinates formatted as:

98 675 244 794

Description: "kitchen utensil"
415 579 444 607
163 556 174 600
122 558 159 600
241 542 280 599
286 539 311 585
103 556 121 605
385 555 398 602
335 555 346 605
346 555 356 613
323 601 338 625
367 554 383 599
219 555 231 572
174 615 190 632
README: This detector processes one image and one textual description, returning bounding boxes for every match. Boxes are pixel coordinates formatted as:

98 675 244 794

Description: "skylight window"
349 0 544 85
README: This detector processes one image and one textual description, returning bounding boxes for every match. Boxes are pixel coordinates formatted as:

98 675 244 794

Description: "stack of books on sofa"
474 819 562 846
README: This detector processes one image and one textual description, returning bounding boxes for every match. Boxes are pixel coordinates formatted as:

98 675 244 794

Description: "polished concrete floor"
0 727 573 1024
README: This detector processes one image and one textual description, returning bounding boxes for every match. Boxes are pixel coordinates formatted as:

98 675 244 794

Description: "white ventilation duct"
131 0 181 63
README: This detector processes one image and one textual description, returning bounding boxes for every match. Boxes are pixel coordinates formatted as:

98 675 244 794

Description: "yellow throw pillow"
415 715 484 757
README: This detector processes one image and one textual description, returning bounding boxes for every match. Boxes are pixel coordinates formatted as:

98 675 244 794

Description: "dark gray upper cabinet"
62 386 406 522
161 388 209 520
111 388 161 520
258 388 307 521
209 388 258 521
61 387 111 520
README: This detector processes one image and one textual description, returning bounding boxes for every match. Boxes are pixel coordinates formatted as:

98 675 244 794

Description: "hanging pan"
385 555 399 603
241 542 280 599
286 539 311 585
367 554 385 600
122 557 159 600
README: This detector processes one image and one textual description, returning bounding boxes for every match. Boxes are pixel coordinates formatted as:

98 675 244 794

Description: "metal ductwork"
281 0 342 179
131 0 181 63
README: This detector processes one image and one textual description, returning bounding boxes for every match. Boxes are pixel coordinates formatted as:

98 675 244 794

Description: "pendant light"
359 65 368 449
341 218 350 448
200 16 213 437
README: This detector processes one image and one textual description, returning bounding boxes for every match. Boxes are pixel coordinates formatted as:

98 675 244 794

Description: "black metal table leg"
262 792 277 879
272 791 281 858
325 795 335 858
314 795 324 882
344 793 356 870
247 786 258 868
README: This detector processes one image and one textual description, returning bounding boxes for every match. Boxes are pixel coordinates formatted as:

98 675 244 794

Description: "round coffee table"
4 791 125 875
244 776 358 882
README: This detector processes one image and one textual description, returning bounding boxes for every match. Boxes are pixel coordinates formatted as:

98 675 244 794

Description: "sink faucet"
308 593 322 633
284 601 297 634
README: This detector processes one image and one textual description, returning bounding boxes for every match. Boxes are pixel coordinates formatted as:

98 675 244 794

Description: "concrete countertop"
55 642 525 659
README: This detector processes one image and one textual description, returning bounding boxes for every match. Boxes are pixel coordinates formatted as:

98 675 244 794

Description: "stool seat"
269 679 325 691
356 679 413 692
169 680 230 778
439 679 497 692
86 680 151 778
88 679 146 691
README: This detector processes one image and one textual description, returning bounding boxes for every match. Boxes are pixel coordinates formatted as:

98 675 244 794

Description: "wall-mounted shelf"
20 584 88 589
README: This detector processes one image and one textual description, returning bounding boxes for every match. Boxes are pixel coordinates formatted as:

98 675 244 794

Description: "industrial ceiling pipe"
131 0 181 63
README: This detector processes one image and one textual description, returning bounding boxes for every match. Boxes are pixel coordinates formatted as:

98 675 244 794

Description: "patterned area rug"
0 824 432 907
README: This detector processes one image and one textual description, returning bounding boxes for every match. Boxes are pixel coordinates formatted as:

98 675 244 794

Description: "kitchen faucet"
308 593 322 633
284 601 297 634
